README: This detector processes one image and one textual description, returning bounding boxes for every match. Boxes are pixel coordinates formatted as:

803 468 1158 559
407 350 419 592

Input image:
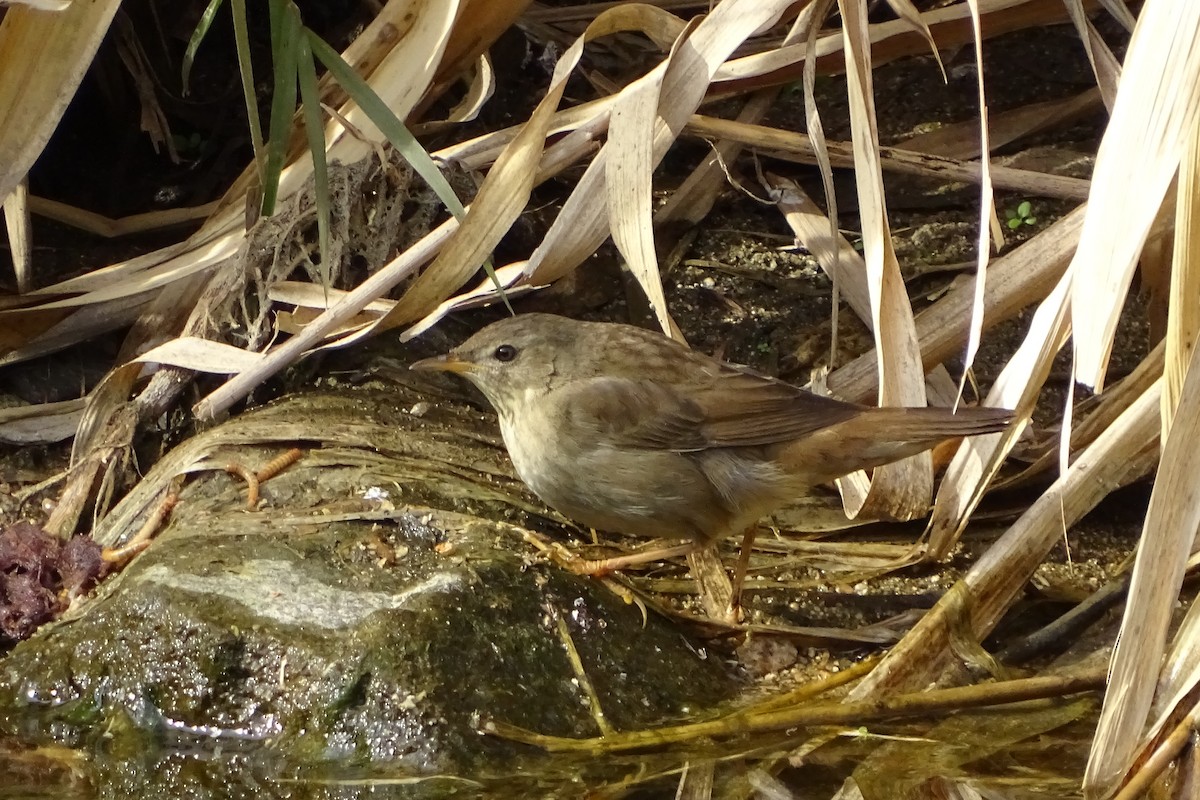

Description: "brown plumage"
412 314 1012 553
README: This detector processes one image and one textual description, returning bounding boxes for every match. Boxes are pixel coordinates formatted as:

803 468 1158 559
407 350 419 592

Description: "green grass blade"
306 30 510 310
304 31 465 220
296 22 331 289
181 0 225 97
230 0 265 179
262 0 301 216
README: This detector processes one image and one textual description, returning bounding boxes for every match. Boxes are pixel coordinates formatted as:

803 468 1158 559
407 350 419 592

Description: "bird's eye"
493 344 518 362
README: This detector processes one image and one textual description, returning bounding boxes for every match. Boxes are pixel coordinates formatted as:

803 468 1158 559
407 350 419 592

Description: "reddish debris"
0 521 106 644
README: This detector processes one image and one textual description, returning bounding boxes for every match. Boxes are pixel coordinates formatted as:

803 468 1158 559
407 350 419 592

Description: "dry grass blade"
396 124 609 340
133 338 265 374
1113 696 1200 800
429 0 532 90
1164 121 1200 434
21 235 243 309
520 0 794 288
882 0 945 79
1070 0 1200 390
17 240 193 296
897 87 1104 160
2 178 31 293
442 54 494 124
835 0 930 521
379 3 686 332
487 667 1107 754
684 115 1091 201
714 0 1080 88
435 95 615 170
767 174 872 323
1 295 152 368
606 18 696 339
924 261 1072 558
955 0 996 409
1084 252 1200 794
850 379 1161 699
830 205 1083 404
26 196 219 238
796 0 841 367
1138 600 1200 799
1097 0 1137 31
0 398 85 445
0 0 120 204
1089 118 1200 796
1062 0 1122 110
268 281 399 338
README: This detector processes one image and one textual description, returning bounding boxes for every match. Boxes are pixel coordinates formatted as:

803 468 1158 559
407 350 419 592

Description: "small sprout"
1006 200 1037 230
170 131 205 155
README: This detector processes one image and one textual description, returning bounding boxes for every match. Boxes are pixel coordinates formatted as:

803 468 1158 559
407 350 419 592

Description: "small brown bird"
413 314 1011 576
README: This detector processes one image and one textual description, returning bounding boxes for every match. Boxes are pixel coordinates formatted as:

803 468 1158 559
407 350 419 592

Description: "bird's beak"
410 353 477 374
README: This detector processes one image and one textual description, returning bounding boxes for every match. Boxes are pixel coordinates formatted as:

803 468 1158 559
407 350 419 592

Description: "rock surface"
0 386 734 792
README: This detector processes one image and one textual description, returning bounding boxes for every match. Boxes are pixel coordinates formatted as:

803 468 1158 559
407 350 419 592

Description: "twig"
483 666 1107 753
685 114 1092 201
746 655 879 715
1113 705 1200 800
998 572 1130 664
194 217 457 420
550 603 613 736
729 525 757 614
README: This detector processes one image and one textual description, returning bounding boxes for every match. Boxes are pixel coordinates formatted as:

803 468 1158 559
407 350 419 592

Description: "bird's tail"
774 405 1014 484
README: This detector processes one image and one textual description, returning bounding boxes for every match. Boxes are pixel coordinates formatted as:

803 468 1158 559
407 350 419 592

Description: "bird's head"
410 314 578 411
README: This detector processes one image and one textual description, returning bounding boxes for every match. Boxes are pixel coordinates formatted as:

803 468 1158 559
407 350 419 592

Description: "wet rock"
0 389 735 786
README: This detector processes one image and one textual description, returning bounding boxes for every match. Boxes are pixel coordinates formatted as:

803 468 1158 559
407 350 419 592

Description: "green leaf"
230 0 265 181
261 0 301 217
305 29 514 311
305 31 466 221
296 18 330 287
182 0 225 97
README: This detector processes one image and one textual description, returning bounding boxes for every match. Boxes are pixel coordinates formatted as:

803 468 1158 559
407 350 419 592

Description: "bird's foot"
569 542 699 576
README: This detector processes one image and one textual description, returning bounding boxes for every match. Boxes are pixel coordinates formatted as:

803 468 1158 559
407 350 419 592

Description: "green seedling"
1006 200 1037 230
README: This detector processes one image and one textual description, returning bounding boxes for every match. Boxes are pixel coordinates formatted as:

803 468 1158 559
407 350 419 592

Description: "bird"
412 313 1011 592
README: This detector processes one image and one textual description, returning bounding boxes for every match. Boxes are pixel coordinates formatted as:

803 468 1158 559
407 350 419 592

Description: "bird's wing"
689 367 864 447
556 369 863 452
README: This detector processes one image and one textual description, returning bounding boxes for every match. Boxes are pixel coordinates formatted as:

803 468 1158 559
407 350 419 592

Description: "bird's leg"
729 525 759 614
560 538 744 625
687 543 738 623
566 541 699 576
